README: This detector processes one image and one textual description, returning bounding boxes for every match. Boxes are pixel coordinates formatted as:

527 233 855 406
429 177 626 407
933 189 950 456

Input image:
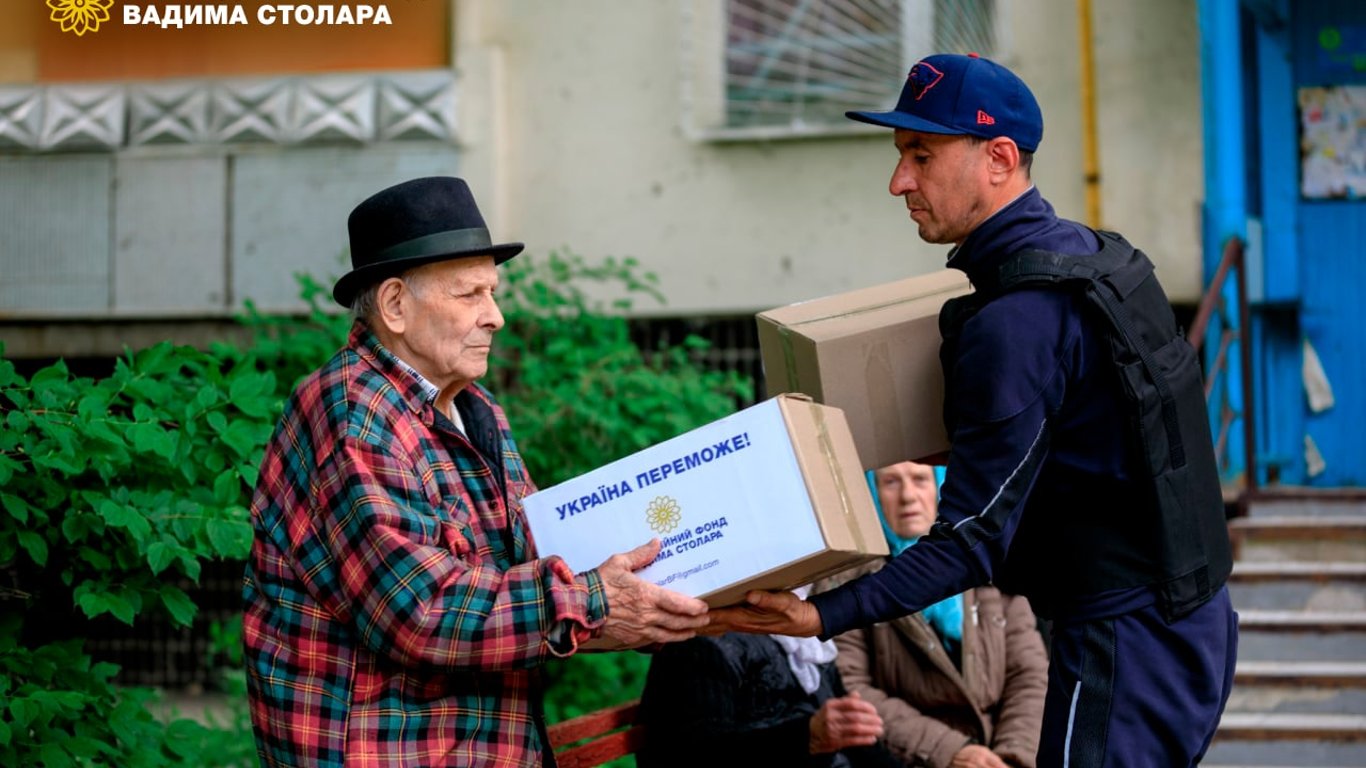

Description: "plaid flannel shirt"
244 325 608 767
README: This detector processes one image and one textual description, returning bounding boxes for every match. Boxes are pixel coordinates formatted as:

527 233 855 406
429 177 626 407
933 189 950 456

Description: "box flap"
756 269 971 331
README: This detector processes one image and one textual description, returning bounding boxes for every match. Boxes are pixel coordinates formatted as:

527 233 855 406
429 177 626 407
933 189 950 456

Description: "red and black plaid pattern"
244 325 607 766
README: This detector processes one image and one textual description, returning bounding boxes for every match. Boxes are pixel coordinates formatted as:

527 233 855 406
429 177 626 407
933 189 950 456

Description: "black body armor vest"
938 231 1231 622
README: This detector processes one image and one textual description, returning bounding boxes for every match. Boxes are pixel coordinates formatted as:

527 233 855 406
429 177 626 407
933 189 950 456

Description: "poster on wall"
1299 85 1366 199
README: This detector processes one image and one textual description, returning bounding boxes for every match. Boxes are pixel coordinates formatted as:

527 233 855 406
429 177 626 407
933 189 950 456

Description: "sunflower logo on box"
48 0 114 37
645 496 682 535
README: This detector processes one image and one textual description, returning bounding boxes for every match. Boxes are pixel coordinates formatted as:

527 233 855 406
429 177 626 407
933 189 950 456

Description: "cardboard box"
756 270 973 470
522 394 888 608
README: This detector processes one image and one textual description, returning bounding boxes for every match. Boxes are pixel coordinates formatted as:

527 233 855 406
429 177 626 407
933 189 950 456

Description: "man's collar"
946 184 1037 269
349 323 439 417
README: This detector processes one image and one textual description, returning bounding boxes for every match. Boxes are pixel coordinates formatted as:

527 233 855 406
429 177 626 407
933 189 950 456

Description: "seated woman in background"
829 462 1048 768
637 586 902 768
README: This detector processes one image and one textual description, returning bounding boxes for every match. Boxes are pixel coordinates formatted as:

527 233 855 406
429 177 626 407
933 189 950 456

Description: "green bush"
0 250 746 765
0 339 274 767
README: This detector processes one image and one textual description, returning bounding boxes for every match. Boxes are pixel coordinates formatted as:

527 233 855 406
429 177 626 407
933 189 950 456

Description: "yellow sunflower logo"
645 496 682 535
48 0 114 37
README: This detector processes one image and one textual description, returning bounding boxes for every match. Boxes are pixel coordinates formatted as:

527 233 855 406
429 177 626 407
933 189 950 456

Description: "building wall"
0 2 462 334
0 0 1206 354
457 0 1205 316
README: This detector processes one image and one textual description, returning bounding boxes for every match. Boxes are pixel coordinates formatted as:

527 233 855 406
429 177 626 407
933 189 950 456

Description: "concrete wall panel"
113 154 227 314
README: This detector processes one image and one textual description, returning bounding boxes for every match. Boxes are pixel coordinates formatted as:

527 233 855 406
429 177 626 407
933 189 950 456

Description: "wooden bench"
547 700 644 767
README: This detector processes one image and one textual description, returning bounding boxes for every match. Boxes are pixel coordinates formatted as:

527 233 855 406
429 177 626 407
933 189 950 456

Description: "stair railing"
1189 236 1257 502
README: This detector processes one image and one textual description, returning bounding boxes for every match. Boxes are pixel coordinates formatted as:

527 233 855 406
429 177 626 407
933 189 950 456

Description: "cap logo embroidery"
906 62 945 101
976 110 996 126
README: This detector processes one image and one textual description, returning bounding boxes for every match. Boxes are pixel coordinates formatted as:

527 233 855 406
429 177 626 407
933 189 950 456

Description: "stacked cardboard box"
756 270 972 470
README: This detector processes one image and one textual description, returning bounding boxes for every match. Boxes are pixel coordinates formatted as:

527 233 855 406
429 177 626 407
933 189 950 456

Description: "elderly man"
710 54 1236 768
243 177 709 767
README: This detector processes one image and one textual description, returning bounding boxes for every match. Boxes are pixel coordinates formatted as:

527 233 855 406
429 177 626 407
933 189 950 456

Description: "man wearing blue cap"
710 54 1237 767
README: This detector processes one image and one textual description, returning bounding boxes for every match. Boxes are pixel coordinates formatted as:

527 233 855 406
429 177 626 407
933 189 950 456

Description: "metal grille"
629 314 766 405
83 560 244 690
723 0 997 130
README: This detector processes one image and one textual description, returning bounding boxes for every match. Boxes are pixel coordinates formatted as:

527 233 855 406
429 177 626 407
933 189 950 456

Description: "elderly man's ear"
375 277 412 334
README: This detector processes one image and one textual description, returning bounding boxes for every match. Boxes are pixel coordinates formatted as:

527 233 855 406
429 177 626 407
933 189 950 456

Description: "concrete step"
1231 562 1366 582
1244 494 1366 519
1236 660 1366 687
1204 713 1366 767
1229 662 1366 715
1229 562 1366 611
1217 711 1366 737
1236 610 1366 662
1228 516 1366 562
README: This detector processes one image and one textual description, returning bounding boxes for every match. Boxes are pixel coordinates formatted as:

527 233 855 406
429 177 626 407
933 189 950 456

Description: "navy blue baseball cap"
847 53 1043 152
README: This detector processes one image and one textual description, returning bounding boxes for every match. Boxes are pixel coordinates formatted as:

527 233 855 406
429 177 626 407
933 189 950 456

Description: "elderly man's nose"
484 297 505 329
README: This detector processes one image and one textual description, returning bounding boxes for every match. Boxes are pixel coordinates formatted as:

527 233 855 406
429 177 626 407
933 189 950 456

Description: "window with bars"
691 0 998 138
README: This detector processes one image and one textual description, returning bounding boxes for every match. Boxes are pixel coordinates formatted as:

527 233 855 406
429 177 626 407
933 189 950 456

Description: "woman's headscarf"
866 467 963 649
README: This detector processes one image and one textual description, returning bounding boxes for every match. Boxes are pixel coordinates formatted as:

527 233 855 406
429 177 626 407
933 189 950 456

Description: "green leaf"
221 420 259 459
0 718 9 747
6 409 30 433
146 541 175 575
229 372 274 418
205 518 253 558
1 493 29 524
8 698 30 728
76 589 108 620
16 531 47 566
239 462 260 488
205 450 227 473
178 552 202 582
107 706 144 752
196 384 219 409
164 718 204 758
77 546 111 570
77 390 110 421
98 500 152 543
39 741 72 768
84 417 123 446
206 410 228 433
0 456 18 486
213 470 239 505
30 360 69 386
91 661 119 682
134 341 173 375
178 455 199 484
64 735 103 760
105 591 135 625
31 451 84 477
127 421 175 459
159 585 197 628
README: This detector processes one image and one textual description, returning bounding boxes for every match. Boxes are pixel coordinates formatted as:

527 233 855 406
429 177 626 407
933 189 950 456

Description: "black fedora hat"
333 176 524 307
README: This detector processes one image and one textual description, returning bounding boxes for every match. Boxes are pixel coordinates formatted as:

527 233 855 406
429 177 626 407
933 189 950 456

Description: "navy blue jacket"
812 187 1155 634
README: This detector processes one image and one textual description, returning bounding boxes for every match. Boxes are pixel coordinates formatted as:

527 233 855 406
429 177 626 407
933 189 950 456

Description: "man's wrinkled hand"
704 589 823 637
809 692 883 754
596 539 708 648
